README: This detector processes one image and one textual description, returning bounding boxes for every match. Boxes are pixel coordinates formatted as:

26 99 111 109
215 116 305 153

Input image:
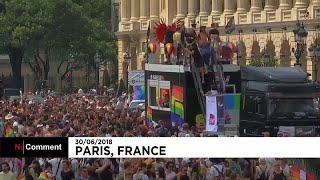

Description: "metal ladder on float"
191 62 206 117
190 46 227 118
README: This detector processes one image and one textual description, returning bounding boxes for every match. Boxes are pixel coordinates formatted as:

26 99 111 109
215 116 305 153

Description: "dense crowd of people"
0 156 293 180
0 90 311 180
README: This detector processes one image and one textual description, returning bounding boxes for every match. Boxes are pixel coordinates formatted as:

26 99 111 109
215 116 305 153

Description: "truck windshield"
268 98 320 118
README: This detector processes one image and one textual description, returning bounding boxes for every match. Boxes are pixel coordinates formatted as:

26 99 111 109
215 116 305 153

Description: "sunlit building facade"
116 0 320 82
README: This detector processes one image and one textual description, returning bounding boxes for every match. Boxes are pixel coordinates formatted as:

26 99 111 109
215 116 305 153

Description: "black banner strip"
0 138 68 157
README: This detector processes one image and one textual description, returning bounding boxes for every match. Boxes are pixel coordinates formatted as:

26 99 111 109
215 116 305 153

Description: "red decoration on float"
166 43 174 55
154 18 182 44
148 42 157 54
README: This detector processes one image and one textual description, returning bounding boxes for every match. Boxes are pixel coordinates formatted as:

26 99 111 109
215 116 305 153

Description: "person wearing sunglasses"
175 164 190 180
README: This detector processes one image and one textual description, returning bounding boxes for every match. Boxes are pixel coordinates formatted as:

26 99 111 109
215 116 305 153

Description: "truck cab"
239 66 320 137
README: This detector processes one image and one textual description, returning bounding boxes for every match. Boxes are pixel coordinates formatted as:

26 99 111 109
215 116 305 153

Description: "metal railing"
190 59 206 117
211 46 226 94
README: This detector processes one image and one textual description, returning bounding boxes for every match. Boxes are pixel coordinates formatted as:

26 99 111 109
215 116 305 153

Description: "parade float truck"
144 63 320 137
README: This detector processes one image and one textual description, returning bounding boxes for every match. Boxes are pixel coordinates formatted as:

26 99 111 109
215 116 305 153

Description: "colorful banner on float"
171 85 184 125
291 164 316 180
133 86 145 100
206 96 218 132
291 164 300 180
224 94 240 125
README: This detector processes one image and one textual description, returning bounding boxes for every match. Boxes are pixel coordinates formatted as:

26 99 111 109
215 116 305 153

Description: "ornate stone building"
116 0 320 82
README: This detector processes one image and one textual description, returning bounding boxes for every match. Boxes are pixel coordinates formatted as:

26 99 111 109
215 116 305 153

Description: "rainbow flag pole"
5 125 15 137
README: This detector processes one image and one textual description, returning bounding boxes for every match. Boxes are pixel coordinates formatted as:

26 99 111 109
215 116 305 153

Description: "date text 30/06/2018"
75 145 166 156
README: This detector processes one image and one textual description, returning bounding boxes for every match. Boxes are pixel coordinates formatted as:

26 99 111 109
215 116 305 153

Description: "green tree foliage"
249 56 279 67
0 0 117 87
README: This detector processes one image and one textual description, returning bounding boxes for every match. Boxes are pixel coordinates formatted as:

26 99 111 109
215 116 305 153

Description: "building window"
148 80 159 107
148 79 171 111
149 86 158 106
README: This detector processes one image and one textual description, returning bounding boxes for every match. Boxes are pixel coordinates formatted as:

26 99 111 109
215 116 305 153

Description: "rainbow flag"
146 106 154 129
5 125 15 137
291 164 300 180
37 172 49 180
171 85 184 125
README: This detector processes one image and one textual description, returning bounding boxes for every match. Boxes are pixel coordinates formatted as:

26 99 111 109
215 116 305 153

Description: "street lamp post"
123 52 131 93
292 21 308 66
68 54 75 90
94 53 101 88
237 29 243 65
308 42 320 81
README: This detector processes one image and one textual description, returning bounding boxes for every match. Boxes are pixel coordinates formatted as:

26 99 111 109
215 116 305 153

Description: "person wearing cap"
5 113 14 121
209 25 221 62
12 122 20 137
185 29 205 83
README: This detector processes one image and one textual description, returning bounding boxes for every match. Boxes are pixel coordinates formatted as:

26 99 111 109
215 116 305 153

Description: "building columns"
188 0 199 18
250 0 263 12
121 0 131 21
279 0 292 9
311 0 320 6
140 0 150 20
211 0 223 15
264 0 277 10
150 0 159 20
223 0 236 14
176 0 188 19
199 0 210 16
130 0 140 21
236 0 249 12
